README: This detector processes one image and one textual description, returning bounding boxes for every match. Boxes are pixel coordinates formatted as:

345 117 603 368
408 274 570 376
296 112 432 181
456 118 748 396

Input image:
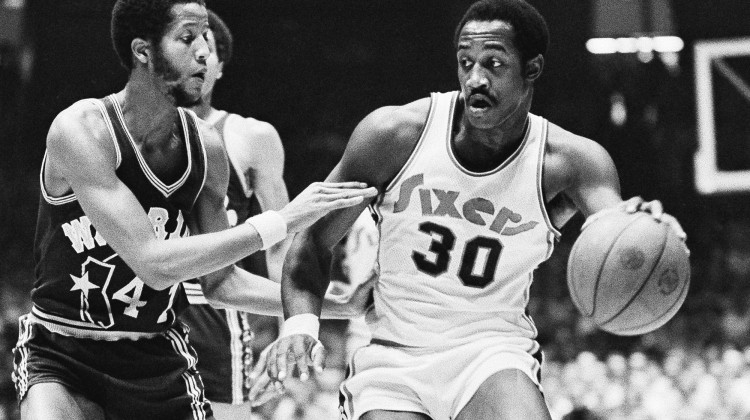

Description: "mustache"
467 88 496 103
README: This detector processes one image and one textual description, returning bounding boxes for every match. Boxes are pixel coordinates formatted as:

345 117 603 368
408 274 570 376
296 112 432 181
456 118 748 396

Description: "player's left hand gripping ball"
619 196 688 245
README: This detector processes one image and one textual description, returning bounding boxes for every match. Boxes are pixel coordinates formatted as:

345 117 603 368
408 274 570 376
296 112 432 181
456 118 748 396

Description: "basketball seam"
587 213 648 317
614 244 690 334
567 239 589 315
617 267 690 335
599 221 670 327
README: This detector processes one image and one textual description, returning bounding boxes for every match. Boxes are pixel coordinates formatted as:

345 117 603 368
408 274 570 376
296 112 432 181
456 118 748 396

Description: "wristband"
279 314 320 340
245 210 287 250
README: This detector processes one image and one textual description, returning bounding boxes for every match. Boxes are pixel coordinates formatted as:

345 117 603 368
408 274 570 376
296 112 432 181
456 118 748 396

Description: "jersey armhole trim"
190 110 209 208
110 96 192 197
91 98 122 169
383 93 439 194
448 109 532 177
536 119 562 239
39 152 77 205
40 98 122 206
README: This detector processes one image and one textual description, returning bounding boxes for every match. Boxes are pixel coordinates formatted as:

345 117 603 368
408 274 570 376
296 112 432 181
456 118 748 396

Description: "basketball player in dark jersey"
266 1 688 419
181 11 286 418
12 1 376 419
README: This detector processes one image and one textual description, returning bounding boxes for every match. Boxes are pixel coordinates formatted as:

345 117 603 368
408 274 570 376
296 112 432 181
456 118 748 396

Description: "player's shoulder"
544 120 618 191
338 96 432 188
546 121 611 164
357 97 432 144
224 113 282 148
227 114 278 137
48 98 110 150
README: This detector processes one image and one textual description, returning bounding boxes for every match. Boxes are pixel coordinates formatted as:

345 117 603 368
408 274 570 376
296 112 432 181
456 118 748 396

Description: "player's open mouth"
468 95 493 113
192 70 206 81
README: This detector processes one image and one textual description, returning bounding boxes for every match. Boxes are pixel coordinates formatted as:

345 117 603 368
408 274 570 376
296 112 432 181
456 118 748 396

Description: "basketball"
566 210 690 336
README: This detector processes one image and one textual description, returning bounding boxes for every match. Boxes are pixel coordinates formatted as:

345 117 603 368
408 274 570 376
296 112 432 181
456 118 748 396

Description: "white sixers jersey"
370 91 561 348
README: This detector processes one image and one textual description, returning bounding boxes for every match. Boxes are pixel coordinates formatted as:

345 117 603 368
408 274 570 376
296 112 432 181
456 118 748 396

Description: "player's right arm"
45 100 376 291
544 123 686 238
266 98 430 383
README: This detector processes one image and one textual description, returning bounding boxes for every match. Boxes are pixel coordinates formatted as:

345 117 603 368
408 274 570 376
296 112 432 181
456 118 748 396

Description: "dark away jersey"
31 94 207 338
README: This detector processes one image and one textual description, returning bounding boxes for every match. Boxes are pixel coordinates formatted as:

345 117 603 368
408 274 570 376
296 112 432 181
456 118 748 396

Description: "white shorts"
338 337 543 420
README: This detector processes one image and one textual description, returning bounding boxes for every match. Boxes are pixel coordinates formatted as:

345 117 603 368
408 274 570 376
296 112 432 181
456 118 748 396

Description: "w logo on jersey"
70 256 116 328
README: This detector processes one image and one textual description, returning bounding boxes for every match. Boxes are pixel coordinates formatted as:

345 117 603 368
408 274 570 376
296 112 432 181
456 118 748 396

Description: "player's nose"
195 37 209 64
465 67 488 89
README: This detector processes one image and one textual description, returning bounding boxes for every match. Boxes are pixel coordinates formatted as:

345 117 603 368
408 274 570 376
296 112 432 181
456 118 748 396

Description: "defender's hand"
266 334 326 386
248 343 285 407
279 182 377 233
619 197 688 243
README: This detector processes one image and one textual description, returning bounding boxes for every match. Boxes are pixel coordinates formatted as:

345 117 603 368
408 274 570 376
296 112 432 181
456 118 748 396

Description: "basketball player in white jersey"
264 0 688 419
183 10 287 418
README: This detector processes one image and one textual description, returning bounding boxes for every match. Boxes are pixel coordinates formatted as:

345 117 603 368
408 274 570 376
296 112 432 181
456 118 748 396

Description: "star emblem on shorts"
70 271 100 298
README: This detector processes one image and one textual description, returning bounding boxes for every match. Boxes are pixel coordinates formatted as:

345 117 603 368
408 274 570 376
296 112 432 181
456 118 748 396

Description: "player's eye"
490 58 503 68
459 58 473 69
181 34 194 43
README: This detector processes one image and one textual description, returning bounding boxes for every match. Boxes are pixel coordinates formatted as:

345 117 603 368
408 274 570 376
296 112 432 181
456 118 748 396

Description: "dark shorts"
12 314 213 420
179 304 256 405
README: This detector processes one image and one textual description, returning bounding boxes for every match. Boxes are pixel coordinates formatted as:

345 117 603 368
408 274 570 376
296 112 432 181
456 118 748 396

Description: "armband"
279 313 320 340
245 210 287 250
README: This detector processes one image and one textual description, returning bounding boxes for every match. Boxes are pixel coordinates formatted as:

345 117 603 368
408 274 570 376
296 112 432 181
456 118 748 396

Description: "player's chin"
465 110 500 129
173 86 203 107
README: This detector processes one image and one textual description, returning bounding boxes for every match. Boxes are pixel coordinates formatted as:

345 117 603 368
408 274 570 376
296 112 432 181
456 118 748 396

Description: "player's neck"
189 93 213 120
452 102 530 172
117 77 180 146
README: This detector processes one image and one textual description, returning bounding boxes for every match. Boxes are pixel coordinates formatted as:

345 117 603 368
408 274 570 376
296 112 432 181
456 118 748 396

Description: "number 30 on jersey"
412 221 503 288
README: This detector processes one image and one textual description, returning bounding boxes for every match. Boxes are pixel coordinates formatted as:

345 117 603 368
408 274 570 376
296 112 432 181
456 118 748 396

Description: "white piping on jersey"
40 96 125 205
383 92 440 194
165 327 209 420
109 94 193 198
521 272 539 338
183 282 209 305
535 121 562 239
12 315 34 400
183 108 209 208
29 308 163 341
446 97 534 177
226 309 245 404
376 92 561 243
39 152 77 205
91 98 123 169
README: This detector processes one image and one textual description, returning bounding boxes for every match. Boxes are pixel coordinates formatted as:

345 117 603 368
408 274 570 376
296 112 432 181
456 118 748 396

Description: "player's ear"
131 38 151 65
216 61 224 80
524 54 544 81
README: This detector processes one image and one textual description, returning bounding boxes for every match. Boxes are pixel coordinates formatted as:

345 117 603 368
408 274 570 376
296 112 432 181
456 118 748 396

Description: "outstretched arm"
192 147 369 318
47 101 376 292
